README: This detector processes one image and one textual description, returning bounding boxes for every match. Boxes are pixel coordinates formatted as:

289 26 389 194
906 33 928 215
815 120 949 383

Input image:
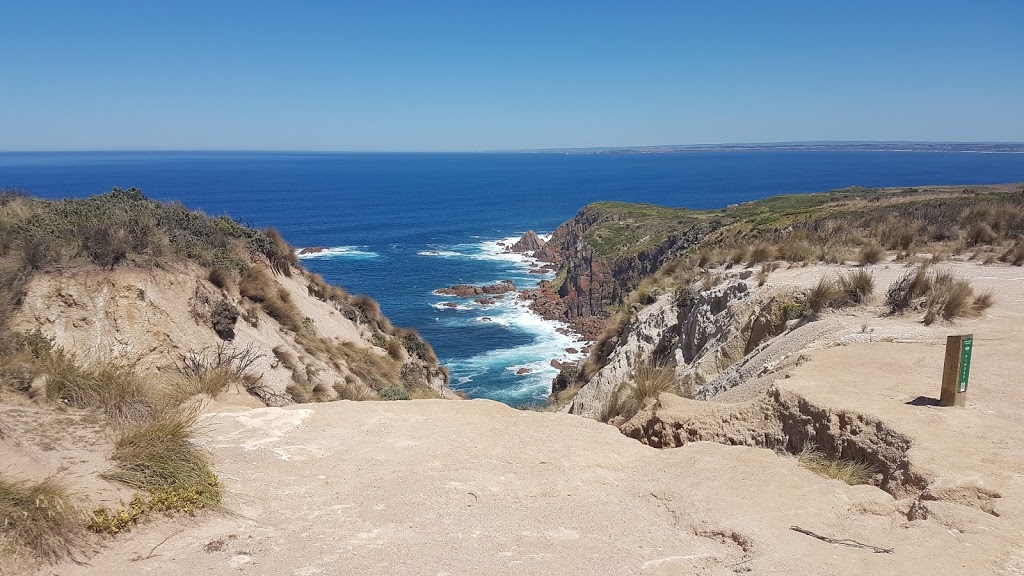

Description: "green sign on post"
958 335 973 393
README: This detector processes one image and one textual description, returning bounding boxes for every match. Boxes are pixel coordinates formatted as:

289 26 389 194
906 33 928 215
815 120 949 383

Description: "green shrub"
210 299 239 340
378 386 411 401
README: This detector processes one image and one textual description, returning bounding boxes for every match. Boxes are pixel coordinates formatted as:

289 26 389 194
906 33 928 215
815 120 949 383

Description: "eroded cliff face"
11 262 452 405
566 274 803 419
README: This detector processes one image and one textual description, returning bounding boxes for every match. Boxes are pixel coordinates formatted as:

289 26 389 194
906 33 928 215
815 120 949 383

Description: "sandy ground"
13 261 1024 576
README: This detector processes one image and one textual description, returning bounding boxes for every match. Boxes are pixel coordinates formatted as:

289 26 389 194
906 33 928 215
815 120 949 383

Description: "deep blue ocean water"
1 151 1022 404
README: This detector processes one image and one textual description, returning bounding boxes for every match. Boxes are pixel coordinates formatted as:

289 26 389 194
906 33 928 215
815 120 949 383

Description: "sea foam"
296 246 380 260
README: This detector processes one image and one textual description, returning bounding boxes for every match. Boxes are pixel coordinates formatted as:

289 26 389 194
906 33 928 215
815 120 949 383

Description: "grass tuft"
44 352 156 424
798 449 874 486
0 474 87 563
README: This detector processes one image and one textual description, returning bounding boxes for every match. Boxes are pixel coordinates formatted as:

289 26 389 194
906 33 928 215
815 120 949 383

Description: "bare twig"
130 529 184 562
790 525 893 554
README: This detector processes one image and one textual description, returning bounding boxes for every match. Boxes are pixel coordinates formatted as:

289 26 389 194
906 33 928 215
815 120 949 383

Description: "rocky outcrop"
534 205 717 326
437 281 516 297
509 230 561 262
566 276 804 419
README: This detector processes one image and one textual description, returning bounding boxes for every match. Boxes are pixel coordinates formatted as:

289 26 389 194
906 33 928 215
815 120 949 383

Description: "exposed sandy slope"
15 261 1024 576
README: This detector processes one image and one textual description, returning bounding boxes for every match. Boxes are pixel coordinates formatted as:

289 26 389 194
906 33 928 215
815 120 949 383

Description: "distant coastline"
520 141 1024 155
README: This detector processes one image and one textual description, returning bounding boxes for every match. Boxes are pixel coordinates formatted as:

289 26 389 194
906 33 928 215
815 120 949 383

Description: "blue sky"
1 1 1022 151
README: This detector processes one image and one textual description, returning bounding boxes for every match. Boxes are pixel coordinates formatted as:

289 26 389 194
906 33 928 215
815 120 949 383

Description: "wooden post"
940 334 973 407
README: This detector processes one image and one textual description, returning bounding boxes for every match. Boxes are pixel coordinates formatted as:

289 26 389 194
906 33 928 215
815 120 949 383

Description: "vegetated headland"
2 183 1024 575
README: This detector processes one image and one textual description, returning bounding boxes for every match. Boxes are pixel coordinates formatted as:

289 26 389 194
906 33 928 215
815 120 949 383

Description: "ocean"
1 150 1021 405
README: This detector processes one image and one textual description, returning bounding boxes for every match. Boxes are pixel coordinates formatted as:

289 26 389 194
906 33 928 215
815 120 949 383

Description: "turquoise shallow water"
2 150 1021 404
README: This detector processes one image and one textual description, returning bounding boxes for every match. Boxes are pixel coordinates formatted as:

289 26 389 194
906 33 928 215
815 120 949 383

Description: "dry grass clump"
727 245 750 266
748 243 777 265
1002 241 1024 266
306 272 348 304
885 265 932 314
923 271 994 325
395 327 439 363
858 242 884 265
44 351 156 424
240 266 303 331
175 343 262 399
601 363 678 423
805 276 843 315
207 267 237 292
798 449 874 485
776 237 816 263
0 474 87 563
804 270 875 315
333 379 377 401
837 269 874 305
264 228 297 277
93 407 220 534
886 265 994 323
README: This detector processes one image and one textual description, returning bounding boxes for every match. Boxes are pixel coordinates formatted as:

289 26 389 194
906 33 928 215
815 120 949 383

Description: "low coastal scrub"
0 474 88 563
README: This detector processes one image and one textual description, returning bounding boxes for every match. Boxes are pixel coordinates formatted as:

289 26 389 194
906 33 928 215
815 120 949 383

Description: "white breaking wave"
296 246 380 259
427 231 587 404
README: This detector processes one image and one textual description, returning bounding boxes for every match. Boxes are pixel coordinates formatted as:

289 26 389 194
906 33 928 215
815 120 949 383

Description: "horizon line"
2 140 1024 155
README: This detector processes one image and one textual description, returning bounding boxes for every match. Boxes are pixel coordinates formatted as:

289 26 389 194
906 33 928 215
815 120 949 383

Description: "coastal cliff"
538 184 1024 420
1 188 452 406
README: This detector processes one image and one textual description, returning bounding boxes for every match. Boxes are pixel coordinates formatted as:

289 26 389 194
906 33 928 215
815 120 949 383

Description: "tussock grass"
175 343 263 399
44 351 156 424
858 242 884 265
837 269 874 305
96 406 220 534
0 474 87 563
924 271 994 325
1002 241 1024 266
886 265 932 314
806 276 843 315
798 449 874 486
886 265 995 323
748 243 777 264
600 363 678 423
333 379 376 401
207 267 236 292
240 266 303 331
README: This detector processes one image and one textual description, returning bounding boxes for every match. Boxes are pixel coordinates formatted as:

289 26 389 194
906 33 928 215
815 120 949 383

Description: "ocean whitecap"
296 246 380 260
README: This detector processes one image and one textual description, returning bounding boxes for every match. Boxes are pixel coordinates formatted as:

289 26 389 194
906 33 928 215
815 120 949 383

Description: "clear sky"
1 1 1022 151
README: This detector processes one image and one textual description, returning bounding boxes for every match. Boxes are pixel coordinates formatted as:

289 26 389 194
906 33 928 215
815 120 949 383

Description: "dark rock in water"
550 360 563 370
298 246 327 255
565 347 578 354
437 280 516 297
528 268 546 274
480 317 492 322
510 230 561 262
511 230 545 253
442 302 458 308
516 367 532 375
475 298 496 305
